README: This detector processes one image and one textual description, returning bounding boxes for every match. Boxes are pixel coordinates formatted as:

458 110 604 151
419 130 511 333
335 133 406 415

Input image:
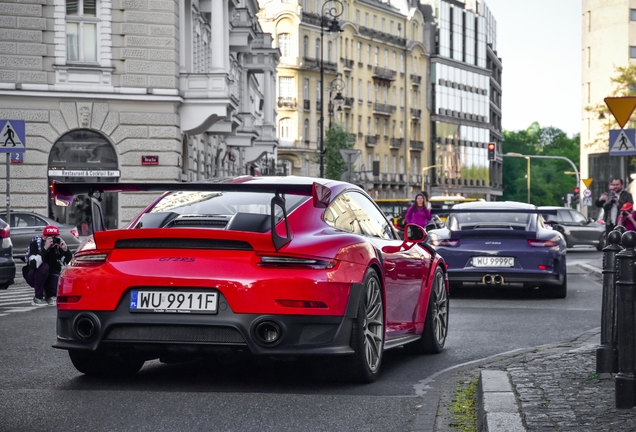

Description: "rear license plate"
472 257 514 268
130 291 218 314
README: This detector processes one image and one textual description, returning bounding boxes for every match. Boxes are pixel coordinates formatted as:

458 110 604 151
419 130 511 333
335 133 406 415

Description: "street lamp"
421 164 441 192
507 152 530 204
319 0 343 178
504 152 581 210
328 76 345 128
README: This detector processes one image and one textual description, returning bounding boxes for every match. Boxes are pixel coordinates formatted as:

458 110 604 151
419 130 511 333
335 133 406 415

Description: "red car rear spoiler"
50 180 332 252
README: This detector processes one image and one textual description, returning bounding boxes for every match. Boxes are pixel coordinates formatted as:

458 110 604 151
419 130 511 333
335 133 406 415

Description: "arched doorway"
48 129 119 234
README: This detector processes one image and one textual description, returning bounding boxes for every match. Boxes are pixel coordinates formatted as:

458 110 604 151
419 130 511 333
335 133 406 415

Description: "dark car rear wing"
51 180 330 252
430 208 558 215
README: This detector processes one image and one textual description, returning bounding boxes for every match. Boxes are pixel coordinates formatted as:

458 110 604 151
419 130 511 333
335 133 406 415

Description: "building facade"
0 0 279 228
258 0 432 199
581 0 635 217
424 0 502 199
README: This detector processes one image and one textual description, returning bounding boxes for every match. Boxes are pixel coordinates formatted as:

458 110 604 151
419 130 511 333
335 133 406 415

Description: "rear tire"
405 267 449 354
545 272 567 299
343 268 384 384
69 350 145 377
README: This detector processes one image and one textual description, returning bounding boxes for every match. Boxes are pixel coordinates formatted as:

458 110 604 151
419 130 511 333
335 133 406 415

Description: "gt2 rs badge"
158 257 195 262
484 241 501 245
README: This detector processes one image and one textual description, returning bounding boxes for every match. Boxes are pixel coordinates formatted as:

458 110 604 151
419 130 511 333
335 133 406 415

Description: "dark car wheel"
69 350 145 377
597 233 607 251
405 266 448 354
345 268 384 383
544 271 567 299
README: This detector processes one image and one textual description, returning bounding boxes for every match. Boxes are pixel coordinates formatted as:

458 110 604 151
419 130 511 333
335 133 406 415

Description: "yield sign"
604 97 636 129
610 129 636 155
582 178 593 189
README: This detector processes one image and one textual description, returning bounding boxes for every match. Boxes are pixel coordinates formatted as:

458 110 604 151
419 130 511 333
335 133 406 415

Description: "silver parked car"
0 212 82 261
538 206 606 251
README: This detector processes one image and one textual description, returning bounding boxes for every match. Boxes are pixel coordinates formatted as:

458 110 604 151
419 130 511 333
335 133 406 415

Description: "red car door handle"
385 262 396 272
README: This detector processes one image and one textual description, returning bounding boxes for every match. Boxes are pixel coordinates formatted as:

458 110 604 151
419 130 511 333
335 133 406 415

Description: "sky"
483 0 582 137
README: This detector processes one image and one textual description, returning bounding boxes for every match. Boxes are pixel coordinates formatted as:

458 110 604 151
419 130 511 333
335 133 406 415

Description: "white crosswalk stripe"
0 284 40 315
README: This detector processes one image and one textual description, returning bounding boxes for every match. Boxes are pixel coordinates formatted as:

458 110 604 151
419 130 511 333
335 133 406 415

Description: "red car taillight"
257 254 337 269
430 239 459 247
70 251 109 266
0 224 9 239
528 239 558 248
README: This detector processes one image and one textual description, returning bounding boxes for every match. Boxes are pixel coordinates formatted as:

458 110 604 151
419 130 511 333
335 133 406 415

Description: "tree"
502 122 580 206
585 64 636 150
320 122 354 180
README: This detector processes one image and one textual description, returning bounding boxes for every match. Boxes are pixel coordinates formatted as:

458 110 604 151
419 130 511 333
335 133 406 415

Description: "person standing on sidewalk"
24 225 72 306
596 178 633 234
405 192 432 228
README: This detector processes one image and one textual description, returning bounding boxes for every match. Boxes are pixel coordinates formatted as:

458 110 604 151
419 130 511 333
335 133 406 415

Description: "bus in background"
429 196 484 222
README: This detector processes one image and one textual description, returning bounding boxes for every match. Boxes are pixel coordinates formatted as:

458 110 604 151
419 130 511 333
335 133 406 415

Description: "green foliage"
322 122 353 180
502 123 580 206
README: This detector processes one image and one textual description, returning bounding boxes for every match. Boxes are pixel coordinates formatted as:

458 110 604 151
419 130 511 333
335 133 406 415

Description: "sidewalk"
427 257 636 431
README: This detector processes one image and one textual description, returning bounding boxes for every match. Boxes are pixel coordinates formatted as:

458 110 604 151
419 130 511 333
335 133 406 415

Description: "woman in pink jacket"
404 192 432 228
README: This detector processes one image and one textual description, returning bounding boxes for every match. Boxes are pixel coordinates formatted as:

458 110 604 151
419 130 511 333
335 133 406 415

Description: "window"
358 79 362 99
358 115 362 133
367 81 371 101
357 42 361 62
367 44 371 64
365 13 368 27
327 41 332 62
303 36 308 57
279 118 293 139
66 0 98 62
373 15 377 30
374 47 378 66
279 77 294 98
630 9 636 21
324 192 394 239
303 79 309 99
356 10 360 24
315 38 320 59
278 33 291 57
304 119 309 141
630 46 636 59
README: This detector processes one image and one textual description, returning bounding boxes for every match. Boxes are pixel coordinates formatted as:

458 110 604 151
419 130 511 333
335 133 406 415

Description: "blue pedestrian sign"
0 120 26 153
610 129 636 156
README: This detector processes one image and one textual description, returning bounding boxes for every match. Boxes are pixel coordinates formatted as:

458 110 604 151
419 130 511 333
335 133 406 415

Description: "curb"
477 370 524 432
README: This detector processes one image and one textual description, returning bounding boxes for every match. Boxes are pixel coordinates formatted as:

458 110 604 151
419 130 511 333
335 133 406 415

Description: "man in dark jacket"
25 225 73 306
596 178 634 233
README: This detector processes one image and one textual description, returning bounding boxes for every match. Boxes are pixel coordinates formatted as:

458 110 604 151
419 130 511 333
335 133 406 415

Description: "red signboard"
142 155 158 165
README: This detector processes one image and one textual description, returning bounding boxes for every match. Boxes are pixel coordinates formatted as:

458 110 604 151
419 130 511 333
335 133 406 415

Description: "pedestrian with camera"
596 178 634 234
24 225 73 306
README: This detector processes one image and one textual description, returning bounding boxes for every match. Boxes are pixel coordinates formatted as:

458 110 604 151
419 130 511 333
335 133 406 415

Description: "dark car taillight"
430 239 459 247
0 224 9 239
528 239 558 248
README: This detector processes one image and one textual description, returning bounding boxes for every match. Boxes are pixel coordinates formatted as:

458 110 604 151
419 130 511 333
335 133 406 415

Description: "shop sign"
142 155 159 165
48 170 121 177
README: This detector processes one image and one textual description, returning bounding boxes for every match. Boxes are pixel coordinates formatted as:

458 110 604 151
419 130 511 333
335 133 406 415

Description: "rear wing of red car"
51 180 332 252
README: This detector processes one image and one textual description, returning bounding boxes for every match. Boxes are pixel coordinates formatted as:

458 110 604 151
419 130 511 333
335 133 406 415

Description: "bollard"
597 229 623 374
615 230 636 409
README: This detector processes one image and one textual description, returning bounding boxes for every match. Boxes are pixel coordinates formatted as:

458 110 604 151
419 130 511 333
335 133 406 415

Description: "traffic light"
487 143 496 161
572 187 580 204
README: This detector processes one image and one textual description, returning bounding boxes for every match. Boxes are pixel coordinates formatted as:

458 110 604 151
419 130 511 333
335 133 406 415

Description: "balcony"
410 108 421 119
373 103 395 116
343 58 355 71
409 140 423 151
303 99 311 111
410 74 422 85
372 67 396 82
390 138 404 149
301 57 319 70
343 97 354 109
348 133 357 143
365 134 378 147
277 97 297 109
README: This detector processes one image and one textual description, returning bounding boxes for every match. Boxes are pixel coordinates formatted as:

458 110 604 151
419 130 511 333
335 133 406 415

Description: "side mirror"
382 224 426 253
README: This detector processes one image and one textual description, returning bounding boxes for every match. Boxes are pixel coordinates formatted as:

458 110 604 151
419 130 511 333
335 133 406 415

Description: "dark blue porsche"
426 201 568 298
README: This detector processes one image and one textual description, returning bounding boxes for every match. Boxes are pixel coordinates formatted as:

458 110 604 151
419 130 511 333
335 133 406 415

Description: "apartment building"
0 0 279 228
582 0 635 216
258 0 432 199
424 0 502 199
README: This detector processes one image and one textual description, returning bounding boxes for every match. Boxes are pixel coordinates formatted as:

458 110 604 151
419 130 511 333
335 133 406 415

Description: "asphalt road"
0 251 604 431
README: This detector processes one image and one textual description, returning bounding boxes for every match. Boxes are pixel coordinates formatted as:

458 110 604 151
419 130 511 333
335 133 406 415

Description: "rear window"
135 191 308 231
448 211 531 230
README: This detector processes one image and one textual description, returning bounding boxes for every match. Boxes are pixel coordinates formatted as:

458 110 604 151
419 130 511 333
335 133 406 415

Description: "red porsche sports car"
52 176 448 383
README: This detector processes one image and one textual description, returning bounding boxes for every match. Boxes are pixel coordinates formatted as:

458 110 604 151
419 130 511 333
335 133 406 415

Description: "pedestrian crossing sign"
609 129 636 156
0 120 26 153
